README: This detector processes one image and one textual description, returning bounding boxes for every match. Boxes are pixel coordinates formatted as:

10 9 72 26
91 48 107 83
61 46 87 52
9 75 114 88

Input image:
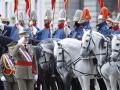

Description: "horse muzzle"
80 49 90 57
110 54 118 62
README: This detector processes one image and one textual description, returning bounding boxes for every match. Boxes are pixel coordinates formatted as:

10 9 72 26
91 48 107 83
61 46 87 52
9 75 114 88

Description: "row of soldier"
0 7 120 41
0 6 120 90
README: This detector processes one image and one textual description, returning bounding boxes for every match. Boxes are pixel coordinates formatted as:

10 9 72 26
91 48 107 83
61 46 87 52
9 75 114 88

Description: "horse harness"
82 31 113 79
38 46 53 66
111 38 120 72
56 42 101 77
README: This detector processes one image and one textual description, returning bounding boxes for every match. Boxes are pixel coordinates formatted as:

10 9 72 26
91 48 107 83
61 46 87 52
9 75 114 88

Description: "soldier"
12 28 38 90
112 20 120 34
78 7 91 30
0 41 19 90
97 6 111 37
2 18 10 25
0 35 15 90
0 13 25 41
69 8 91 40
27 11 40 39
106 18 114 34
10 16 16 26
53 9 67 39
0 18 11 36
69 9 83 39
96 7 112 90
36 9 52 40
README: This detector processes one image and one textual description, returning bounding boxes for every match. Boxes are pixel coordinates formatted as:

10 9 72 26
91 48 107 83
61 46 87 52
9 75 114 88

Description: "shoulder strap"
19 45 32 62
2 54 15 69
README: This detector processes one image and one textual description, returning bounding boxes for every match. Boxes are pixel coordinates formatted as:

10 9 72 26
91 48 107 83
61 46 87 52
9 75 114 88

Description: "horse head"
37 39 56 71
111 35 120 61
54 38 82 69
81 30 108 65
53 40 69 68
80 30 94 57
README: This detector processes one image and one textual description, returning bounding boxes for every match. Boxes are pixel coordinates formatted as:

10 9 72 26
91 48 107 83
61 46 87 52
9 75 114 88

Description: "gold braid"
2 54 14 75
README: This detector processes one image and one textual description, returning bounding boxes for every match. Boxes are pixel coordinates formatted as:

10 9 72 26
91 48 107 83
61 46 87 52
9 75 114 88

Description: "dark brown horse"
35 39 63 90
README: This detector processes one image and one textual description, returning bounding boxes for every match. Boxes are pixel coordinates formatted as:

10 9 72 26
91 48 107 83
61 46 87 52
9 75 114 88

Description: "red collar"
58 23 64 29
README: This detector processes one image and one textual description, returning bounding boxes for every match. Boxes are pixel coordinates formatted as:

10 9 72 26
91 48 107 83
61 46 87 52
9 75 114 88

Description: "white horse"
80 30 119 90
110 35 120 89
54 38 100 90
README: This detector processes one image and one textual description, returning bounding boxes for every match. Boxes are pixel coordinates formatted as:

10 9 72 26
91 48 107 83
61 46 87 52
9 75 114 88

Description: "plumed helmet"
73 10 82 22
18 12 25 26
80 7 91 20
2 18 9 22
44 9 52 21
18 25 27 35
30 11 37 21
7 41 17 47
58 9 66 21
98 6 110 20
106 18 113 23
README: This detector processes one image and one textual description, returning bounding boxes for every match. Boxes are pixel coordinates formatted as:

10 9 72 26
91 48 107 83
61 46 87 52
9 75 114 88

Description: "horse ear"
116 34 120 39
53 40 58 47
53 40 58 57
83 29 87 33
111 34 114 38
53 40 61 47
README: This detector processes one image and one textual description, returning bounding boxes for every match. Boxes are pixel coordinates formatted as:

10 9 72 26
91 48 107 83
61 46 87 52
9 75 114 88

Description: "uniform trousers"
17 79 35 90
3 81 19 90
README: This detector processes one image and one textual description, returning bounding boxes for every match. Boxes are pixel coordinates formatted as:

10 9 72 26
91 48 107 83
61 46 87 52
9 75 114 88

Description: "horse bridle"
38 46 52 65
56 42 102 77
111 43 120 61
56 43 72 69
81 31 109 57
81 30 96 54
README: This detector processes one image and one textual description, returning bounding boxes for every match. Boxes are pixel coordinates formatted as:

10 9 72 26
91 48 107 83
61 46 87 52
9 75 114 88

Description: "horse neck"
63 43 81 62
91 33 106 66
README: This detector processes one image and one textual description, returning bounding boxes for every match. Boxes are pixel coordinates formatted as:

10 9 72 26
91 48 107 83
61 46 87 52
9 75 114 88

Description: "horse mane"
37 38 60 54
37 38 60 45
92 31 105 39
84 30 107 49
58 38 82 60
91 31 107 49
60 38 81 45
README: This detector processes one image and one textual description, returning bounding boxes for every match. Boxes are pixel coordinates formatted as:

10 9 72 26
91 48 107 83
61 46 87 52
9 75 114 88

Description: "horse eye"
86 40 89 42
59 52 62 55
116 44 120 46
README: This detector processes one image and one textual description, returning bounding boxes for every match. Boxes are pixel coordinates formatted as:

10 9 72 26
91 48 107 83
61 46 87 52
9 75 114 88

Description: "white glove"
1 76 6 81
34 74 38 81
18 37 25 45
0 23 4 31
